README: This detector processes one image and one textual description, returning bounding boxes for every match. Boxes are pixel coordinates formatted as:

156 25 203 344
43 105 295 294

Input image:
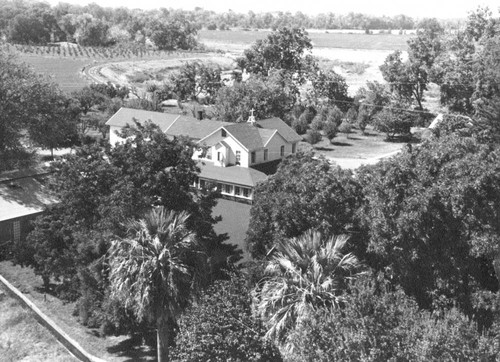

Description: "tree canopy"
236 27 314 79
357 135 500 313
0 50 79 169
246 153 365 258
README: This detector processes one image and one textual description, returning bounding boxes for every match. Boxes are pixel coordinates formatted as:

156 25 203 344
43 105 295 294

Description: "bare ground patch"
0 261 155 361
0 285 79 362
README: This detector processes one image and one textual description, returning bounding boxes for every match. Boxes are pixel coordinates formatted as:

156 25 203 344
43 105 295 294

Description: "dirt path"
84 54 235 91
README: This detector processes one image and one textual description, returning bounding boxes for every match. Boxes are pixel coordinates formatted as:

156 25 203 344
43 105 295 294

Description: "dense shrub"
338 121 352 137
286 274 499 362
323 120 338 141
305 129 322 144
172 276 282 361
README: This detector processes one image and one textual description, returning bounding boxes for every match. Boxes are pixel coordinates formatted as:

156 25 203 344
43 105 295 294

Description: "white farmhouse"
105 108 302 202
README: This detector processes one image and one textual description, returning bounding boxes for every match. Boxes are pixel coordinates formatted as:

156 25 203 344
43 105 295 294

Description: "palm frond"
257 229 364 344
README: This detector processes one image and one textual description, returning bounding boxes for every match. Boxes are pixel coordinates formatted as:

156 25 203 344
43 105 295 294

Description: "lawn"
213 198 252 262
0 261 156 361
300 125 410 169
0 284 79 362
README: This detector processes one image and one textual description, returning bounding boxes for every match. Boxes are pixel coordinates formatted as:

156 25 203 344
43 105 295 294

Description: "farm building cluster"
106 107 302 202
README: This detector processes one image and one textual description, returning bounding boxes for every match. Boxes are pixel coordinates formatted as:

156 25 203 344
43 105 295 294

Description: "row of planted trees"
3 43 202 60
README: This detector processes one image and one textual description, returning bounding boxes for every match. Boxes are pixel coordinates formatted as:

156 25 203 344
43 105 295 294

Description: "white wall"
195 131 249 168
248 134 294 166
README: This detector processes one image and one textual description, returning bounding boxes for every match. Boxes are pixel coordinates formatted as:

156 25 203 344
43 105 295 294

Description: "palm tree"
257 229 363 343
109 207 199 362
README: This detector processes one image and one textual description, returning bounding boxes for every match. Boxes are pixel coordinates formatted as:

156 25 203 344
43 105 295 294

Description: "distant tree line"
0 0 421 47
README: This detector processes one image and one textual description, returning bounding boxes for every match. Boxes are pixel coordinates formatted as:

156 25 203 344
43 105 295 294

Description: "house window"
264 149 268 161
235 186 241 195
217 152 221 161
200 179 206 188
243 188 250 198
251 152 256 164
280 145 285 157
225 184 232 194
292 143 296 154
236 150 241 165
221 129 227 137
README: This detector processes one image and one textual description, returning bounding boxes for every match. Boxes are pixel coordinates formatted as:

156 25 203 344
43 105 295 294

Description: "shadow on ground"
107 334 156 362
329 141 353 147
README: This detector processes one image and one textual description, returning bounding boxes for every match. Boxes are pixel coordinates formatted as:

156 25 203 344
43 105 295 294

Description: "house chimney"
197 110 203 120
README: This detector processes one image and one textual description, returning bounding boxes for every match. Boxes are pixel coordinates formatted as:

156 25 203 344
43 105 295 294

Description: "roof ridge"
164 114 182 133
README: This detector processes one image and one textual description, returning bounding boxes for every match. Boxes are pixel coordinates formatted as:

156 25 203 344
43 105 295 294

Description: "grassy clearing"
198 29 411 51
0 261 155 361
299 125 408 168
0 285 79 362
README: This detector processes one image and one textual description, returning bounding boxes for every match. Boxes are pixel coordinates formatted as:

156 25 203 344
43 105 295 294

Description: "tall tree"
309 69 351 112
214 71 298 122
109 207 201 362
0 50 78 169
149 12 198 50
236 27 315 79
256 230 363 343
380 50 427 110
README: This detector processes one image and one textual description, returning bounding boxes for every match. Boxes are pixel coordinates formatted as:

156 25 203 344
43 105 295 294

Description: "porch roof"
197 161 267 188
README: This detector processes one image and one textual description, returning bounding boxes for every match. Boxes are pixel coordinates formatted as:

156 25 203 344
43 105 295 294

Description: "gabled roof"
166 117 229 140
107 109 301 149
0 175 57 222
223 123 265 151
105 107 181 131
197 161 267 187
258 128 277 147
106 108 230 140
256 117 302 143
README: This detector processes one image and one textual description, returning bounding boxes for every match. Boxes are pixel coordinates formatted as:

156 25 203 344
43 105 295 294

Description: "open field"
0 285 79 362
198 29 411 51
0 261 155 361
17 54 90 93
5 30 413 96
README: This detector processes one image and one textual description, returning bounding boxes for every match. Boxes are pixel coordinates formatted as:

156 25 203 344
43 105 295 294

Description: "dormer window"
221 129 227 137
236 150 241 165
